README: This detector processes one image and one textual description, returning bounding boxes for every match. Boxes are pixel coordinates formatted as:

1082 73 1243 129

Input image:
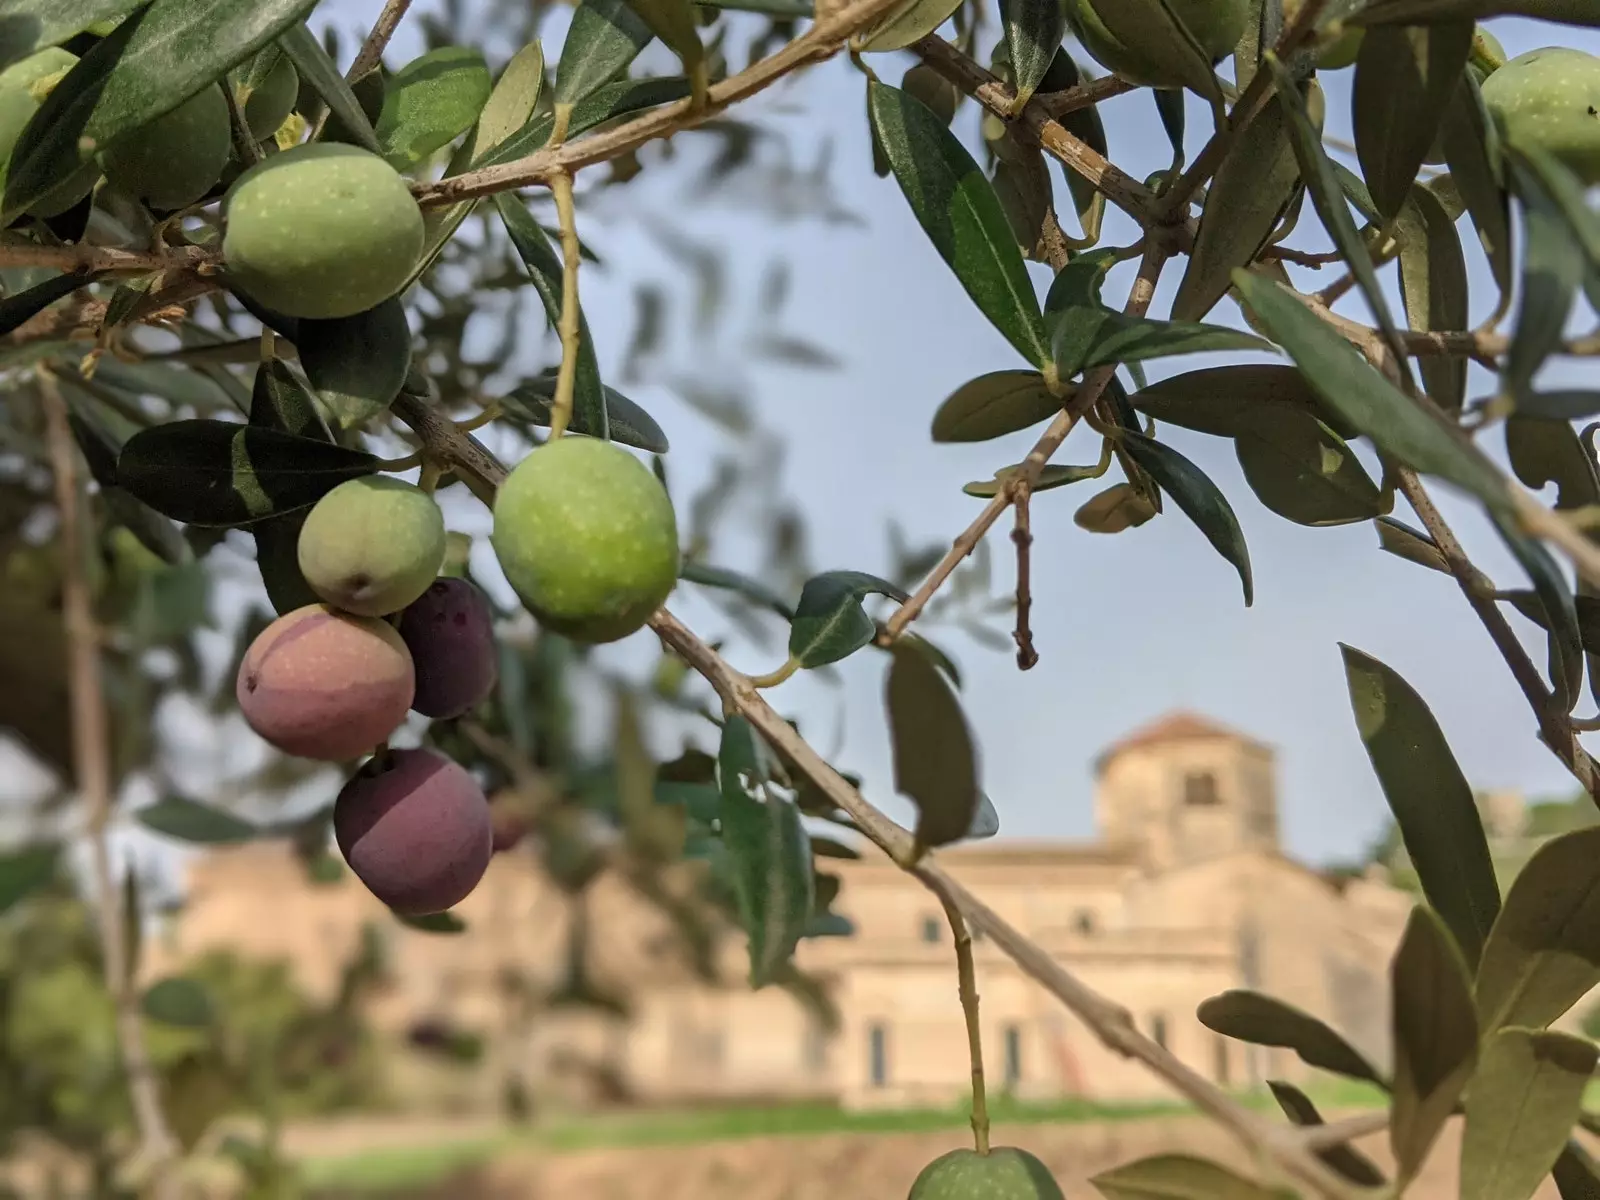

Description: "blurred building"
147 712 1418 1112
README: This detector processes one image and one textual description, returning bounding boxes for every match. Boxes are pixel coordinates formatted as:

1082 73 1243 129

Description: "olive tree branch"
881 240 1171 642
0 242 213 273
38 371 182 1197
412 0 911 207
548 171 583 440
347 0 414 83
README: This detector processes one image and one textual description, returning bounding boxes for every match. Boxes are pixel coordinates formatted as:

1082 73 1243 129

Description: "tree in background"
4 0 1600 1199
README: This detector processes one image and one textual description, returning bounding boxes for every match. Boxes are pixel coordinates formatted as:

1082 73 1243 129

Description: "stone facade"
146 712 1416 1111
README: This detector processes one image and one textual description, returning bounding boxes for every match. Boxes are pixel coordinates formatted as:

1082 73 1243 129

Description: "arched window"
1184 772 1220 806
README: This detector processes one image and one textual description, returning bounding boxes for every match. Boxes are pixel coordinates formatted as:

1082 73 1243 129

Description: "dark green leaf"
1153 89 1185 168
1342 645 1500 967
1197 989 1385 1084
965 462 1106 498
375 46 492 171
619 0 703 74
1461 1028 1597 1200
902 62 960 129
931 369 1068 442
679 562 796 621
1396 185 1469 411
887 638 980 852
3 0 319 218
1502 592 1600 657
141 977 213 1027
1235 408 1387 526
1508 147 1600 300
0 844 56 916
1439 70 1513 303
0 271 92 337
396 910 467 933
0 0 138 71
1554 1142 1600 1200
1120 430 1253 605
1043 248 1120 315
116 419 377 527
253 508 319 615
296 299 413 429
1474 826 1600 1035
1172 92 1302 322
1517 393 1600 422
1389 906 1479 1181
136 796 260 844
1081 0 1222 104
788 570 908 669
494 193 608 441
1130 364 1358 440
1506 162 1583 401
502 376 666 452
1499 517 1584 710
868 80 1050 369
1352 21 1474 222
717 717 813 987
1376 515 1451 573
278 22 382 154
1232 272 1509 515
1267 1081 1387 1187
1359 1 1600 25
1067 312 1275 376
1001 0 1066 108
553 0 653 107
249 359 329 440
1090 1155 1285 1200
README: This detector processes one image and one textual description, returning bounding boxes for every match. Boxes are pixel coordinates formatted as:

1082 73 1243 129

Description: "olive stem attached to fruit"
548 170 584 441
221 79 264 168
746 657 801 689
936 891 990 1155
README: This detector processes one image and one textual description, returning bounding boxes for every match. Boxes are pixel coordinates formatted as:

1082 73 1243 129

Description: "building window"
1213 1033 1230 1086
1003 1024 1023 1088
868 1023 889 1087
803 1018 829 1073
1074 909 1096 936
920 916 941 944
1184 772 1220 806
1150 1013 1168 1050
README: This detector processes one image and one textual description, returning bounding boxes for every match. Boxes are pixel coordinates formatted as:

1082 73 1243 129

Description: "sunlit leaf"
375 46 492 171
1461 1028 1597 1200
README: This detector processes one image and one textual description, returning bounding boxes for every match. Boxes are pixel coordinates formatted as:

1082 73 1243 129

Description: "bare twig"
39 372 182 1197
933 886 989 1154
346 0 414 82
1011 485 1038 670
1035 75 1137 116
0 242 213 274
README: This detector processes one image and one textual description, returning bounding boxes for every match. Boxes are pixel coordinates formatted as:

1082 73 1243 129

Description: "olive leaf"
887 638 980 853
0 0 136 71
117 419 378 527
1352 21 1475 222
868 79 1050 370
1363 1 1599 27
553 0 654 107
679 562 797 621
717 717 814 987
1090 1156 1285 1200
1396 185 1469 411
295 298 413 429
1499 518 1584 712
1234 408 1388 526
494 193 609 441
141 977 214 1028
1500 592 1600 656
1439 69 1512 303
136 796 260 845
1000 0 1066 109
1341 645 1500 968
3 0 320 219
1119 430 1253 605
502 376 668 453
1172 92 1303 323
1461 1028 1598 1200
857 0 965 53
375 46 493 171
930 370 1068 442
1553 1141 1600 1200
1046 51 1108 243
788 570 908 669
1376 515 1451 574
1081 0 1221 105
1505 162 1583 402
1473 826 1600 1036
965 462 1106 498
620 0 705 87
1390 905 1480 1183
1074 482 1158 533
396 911 467 933
1197 989 1385 1085
1509 147 1600 301
0 845 57 916
1130 364 1358 440
1057 312 1275 380
1267 1082 1388 1187
279 22 383 154
0 271 94 337
1232 272 1509 517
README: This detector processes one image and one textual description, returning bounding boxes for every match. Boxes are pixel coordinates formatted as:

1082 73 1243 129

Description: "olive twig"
548 169 583 441
454 402 501 434
745 657 800 689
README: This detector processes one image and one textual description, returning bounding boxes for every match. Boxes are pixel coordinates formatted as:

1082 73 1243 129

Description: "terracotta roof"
1094 710 1268 772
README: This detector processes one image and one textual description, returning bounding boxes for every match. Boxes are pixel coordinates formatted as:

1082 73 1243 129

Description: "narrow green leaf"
1440 70 1513 303
1072 312 1275 374
494 192 608 441
868 80 1050 369
1090 1155 1286 1200
1130 365 1357 440
1502 592 1600 657
116 420 377 527
1153 88 1186 168
965 462 1106 498
278 22 382 153
0 844 57 916
1043 248 1120 316
502 375 666 453
1376 515 1451 573
1074 481 1160 532
1396 186 1469 411
1506 162 1583 401
1474 826 1600 1036
0 0 139 71
253 508 318 615
1120 430 1253 605
1360 1 1600 25
1517 393 1600 422
0 271 93 337
141 977 213 1027
1002 0 1067 108
137 796 259 844
375 46 491 171
1172 92 1303 322
788 570 908 669
718 716 814 987
619 0 704 76
1499 516 1584 711
1353 21 1474 222
1232 272 1509 515
679 562 797 621
1235 408 1388 526
1341 645 1500 966
4 0 319 218
931 369 1068 442
396 910 466 933
1267 1081 1388 1186
1390 906 1479 1182
1461 1028 1597 1200
857 0 964 53
887 639 980 852
1197 989 1385 1084
462 41 545 164
1508 147 1600 300
296 298 412 429
553 0 653 107
1082 0 1222 104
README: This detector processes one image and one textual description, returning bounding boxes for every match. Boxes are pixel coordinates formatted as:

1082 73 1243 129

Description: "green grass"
302 1080 1388 1194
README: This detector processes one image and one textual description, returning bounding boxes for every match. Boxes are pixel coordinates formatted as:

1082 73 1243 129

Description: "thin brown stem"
346 0 414 82
549 170 582 440
934 887 989 1154
222 81 262 168
39 373 181 1196
0 243 212 274
1012 485 1038 671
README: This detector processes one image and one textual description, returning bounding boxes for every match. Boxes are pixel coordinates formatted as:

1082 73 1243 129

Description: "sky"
10 3 1600 878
